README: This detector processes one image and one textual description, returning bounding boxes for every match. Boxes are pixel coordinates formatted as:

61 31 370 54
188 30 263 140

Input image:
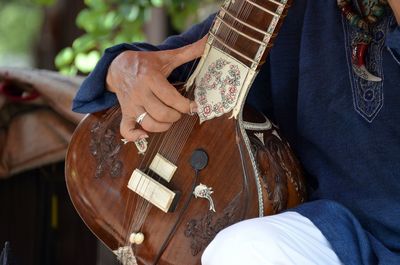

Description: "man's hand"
106 36 207 142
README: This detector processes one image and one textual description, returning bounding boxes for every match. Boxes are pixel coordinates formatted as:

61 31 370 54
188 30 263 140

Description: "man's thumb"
163 35 208 74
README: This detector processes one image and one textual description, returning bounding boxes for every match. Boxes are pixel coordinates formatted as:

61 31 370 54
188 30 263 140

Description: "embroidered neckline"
342 13 393 122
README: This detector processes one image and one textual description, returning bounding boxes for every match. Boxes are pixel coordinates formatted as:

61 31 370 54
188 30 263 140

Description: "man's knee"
201 218 285 265
201 212 343 265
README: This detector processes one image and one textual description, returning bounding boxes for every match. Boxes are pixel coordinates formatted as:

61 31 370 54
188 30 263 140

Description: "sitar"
65 0 306 264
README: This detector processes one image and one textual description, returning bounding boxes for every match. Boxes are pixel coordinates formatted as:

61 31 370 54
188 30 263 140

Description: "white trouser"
201 211 343 265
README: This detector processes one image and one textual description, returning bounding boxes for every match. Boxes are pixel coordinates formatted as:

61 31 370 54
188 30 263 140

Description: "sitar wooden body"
65 0 306 264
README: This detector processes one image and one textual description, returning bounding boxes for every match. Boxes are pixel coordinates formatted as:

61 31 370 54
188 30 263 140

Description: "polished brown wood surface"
65 1 305 264
66 104 305 264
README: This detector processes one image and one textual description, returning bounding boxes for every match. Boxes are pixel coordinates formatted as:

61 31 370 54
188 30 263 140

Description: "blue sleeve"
386 26 400 58
72 14 215 113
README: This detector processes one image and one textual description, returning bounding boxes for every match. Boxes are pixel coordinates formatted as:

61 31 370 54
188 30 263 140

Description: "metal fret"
246 0 279 17
250 0 287 69
210 0 289 70
215 14 266 45
220 7 272 36
268 0 284 7
209 32 257 64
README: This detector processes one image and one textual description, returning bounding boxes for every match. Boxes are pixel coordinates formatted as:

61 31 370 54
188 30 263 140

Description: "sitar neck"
209 0 291 70
186 0 292 123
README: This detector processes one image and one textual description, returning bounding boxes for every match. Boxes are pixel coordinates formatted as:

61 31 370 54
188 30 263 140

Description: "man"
73 0 400 264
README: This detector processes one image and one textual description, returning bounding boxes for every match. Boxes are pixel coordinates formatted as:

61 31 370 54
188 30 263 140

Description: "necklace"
337 0 389 82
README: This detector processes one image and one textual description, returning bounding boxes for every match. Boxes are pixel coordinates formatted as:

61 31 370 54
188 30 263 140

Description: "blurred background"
0 0 219 264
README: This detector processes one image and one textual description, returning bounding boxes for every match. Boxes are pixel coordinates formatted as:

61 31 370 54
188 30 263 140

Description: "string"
122 19 214 241
121 0 281 249
121 9 214 247
131 0 254 235
125 1 250 233
125 0 247 248
129 31 209 235
126 0 257 245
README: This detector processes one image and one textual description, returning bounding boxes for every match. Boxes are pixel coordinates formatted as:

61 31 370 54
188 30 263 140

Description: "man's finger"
140 91 182 123
161 35 208 75
139 113 172 133
149 73 192 114
120 115 147 142
120 111 172 142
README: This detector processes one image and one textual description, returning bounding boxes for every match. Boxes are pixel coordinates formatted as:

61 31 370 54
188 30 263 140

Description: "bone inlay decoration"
194 46 250 123
113 246 137 265
134 138 148 154
149 153 177 182
254 132 265 145
193 184 216 212
127 169 176 213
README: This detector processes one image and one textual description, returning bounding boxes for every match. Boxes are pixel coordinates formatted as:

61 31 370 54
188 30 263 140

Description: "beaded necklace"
337 0 389 82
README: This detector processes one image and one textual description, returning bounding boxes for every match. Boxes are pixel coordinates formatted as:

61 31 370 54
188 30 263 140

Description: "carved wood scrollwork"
248 127 306 213
89 116 123 179
184 195 242 256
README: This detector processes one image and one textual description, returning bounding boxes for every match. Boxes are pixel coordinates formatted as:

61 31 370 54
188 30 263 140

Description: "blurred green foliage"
0 1 43 56
56 0 217 75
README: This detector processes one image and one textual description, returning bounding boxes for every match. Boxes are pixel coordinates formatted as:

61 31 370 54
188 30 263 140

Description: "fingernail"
139 134 149 140
189 101 198 114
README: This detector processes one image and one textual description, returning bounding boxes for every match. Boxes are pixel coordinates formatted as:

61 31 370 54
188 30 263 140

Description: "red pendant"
351 42 382 82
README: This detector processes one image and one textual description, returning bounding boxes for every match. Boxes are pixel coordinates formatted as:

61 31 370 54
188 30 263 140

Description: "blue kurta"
73 1 400 264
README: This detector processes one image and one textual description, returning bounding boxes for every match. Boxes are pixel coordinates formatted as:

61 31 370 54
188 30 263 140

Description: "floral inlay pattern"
195 55 244 123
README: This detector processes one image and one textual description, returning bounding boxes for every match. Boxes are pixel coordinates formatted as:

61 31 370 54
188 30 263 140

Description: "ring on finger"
136 112 147 125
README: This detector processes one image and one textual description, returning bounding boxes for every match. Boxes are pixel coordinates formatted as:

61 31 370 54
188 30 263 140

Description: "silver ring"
136 112 147 125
